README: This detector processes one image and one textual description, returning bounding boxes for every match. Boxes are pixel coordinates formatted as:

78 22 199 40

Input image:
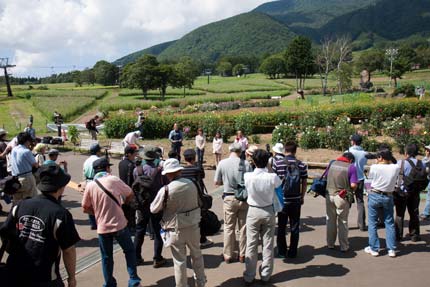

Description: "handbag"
308 160 335 198
0 176 21 195
394 160 407 197
200 209 221 236
191 179 212 210
235 159 247 201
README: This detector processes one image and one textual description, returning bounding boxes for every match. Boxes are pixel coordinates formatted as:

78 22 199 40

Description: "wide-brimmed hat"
143 150 157 161
246 145 258 156
425 144 430 151
162 158 183 175
37 165 71 193
0 129 7 137
272 143 284 154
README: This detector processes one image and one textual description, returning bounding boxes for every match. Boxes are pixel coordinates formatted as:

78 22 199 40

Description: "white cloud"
0 0 269 76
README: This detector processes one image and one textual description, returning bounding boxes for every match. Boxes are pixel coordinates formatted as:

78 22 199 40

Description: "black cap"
93 158 113 173
124 145 137 155
37 165 71 193
90 143 102 155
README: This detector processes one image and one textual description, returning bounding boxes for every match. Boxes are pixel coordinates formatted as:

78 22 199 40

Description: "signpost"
204 69 212 85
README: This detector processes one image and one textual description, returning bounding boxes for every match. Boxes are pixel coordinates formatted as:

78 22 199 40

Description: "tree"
120 54 159 100
232 64 245 77
174 57 200 97
384 46 417 87
354 49 385 81
416 47 430 68
81 68 95 85
216 61 233 77
316 38 335 96
260 55 286 79
336 62 353 93
333 36 352 94
285 36 315 92
153 64 175 101
93 60 118 86
71 71 82 87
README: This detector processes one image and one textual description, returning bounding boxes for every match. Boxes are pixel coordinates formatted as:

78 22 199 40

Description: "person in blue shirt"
348 134 368 231
168 123 183 162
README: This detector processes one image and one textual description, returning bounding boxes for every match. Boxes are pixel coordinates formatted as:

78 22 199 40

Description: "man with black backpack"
275 141 308 258
395 143 427 242
132 148 166 268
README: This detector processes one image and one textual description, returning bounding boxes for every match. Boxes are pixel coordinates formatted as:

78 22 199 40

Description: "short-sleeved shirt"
83 155 100 180
119 158 136 187
2 194 80 284
234 137 248 151
245 168 282 207
214 155 252 194
123 132 139 146
169 130 183 146
369 164 400 193
82 173 132 234
11 144 36 176
398 157 425 192
348 145 368 181
274 155 308 180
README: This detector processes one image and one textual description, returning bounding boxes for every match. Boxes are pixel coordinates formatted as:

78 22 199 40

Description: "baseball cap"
90 143 102 154
93 158 113 172
48 149 60 156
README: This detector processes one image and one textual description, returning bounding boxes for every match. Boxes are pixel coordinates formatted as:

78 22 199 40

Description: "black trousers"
277 201 301 257
134 208 163 261
355 180 366 230
394 191 420 240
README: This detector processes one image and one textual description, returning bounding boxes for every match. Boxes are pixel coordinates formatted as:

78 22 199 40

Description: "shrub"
393 84 416 97
234 112 255 136
299 127 322 150
251 134 261 144
272 123 299 145
325 117 356 151
68 126 80 146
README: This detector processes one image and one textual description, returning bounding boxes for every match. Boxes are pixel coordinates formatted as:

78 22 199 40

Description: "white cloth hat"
246 145 258 156
272 143 285 154
0 129 7 137
162 158 184 175
135 131 141 136
425 144 430 151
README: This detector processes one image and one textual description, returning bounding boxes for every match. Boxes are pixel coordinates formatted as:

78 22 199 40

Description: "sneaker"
364 246 379 256
200 239 214 248
411 236 422 242
388 250 396 258
153 257 167 268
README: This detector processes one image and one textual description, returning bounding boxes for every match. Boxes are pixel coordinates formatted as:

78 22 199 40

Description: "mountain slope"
157 12 296 62
254 0 379 28
317 0 430 41
113 40 176 66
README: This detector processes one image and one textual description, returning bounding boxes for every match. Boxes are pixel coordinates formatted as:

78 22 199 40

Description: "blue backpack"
283 160 302 201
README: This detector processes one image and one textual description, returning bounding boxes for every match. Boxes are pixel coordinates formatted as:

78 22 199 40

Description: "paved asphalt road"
1 151 430 287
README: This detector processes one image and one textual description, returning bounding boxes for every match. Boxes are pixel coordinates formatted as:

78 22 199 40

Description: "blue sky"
0 0 269 77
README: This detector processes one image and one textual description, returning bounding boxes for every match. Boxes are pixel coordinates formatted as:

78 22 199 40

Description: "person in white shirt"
123 131 142 148
234 130 248 159
243 149 282 285
195 128 206 166
364 149 400 257
212 131 223 166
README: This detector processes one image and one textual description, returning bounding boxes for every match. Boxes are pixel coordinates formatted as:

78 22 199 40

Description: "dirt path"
72 90 119 124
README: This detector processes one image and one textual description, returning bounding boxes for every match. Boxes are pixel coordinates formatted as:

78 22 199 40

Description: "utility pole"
0 58 16 97
385 48 398 87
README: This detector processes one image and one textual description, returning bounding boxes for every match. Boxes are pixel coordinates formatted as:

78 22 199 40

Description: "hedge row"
104 99 430 139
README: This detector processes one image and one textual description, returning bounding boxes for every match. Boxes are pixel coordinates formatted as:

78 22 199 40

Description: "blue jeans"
368 193 396 252
421 184 430 216
196 148 204 165
98 228 141 287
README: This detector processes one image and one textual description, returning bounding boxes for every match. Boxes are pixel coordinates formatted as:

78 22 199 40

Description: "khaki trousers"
13 174 37 204
170 225 206 287
326 194 350 251
223 196 248 259
243 206 275 283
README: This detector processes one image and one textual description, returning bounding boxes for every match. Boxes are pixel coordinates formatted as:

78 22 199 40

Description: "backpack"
85 121 91 130
403 159 429 192
282 160 302 200
200 209 221 236
132 174 155 209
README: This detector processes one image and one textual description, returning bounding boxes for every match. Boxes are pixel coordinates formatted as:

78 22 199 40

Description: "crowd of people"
1 123 430 287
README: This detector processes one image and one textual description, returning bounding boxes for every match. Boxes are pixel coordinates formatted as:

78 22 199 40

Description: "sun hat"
135 131 142 136
37 165 71 193
246 145 258 156
272 143 285 154
425 144 430 151
161 158 183 175
229 142 242 152
143 150 157 161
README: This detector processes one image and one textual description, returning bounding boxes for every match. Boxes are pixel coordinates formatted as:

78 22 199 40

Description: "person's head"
36 165 71 198
93 158 113 174
197 128 203 135
168 150 179 160
215 131 221 139
252 149 270 168
284 141 298 155
173 123 178 131
376 149 395 163
34 143 47 154
27 122 32 128
90 143 102 156
405 143 419 158
342 152 355 163
272 143 285 155
237 130 243 138
48 149 59 161
229 142 242 156
142 149 158 163
124 145 138 160
0 129 8 141
350 134 362 146
135 131 141 137
424 144 430 157
161 158 183 181
17 132 32 147
183 149 196 164
246 145 258 158
94 115 99 120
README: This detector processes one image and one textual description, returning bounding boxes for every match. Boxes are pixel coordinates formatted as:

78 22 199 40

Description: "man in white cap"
214 142 252 263
123 131 142 148
150 158 206 287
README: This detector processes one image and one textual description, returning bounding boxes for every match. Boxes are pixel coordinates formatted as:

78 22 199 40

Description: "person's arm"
168 131 174 143
63 246 77 287
150 188 165 213
349 165 359 191
81 187 94 215
201 136 206 149
214 165 223 186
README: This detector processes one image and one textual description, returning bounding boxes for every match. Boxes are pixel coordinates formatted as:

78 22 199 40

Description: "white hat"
0 129 7 137
246 145 258 156
272 143 285 154
162 158 184 175
135 131 141 136
425 144 430 151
